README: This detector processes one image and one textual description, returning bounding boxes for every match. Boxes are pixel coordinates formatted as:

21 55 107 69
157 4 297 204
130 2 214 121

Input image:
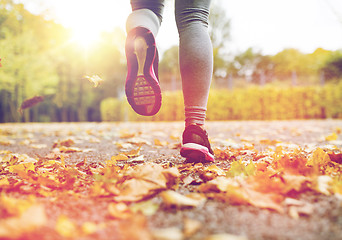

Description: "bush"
100 97 122 121
100 83 342 121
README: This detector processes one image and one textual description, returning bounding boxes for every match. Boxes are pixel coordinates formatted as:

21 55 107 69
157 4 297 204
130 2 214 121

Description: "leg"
125 0 165 116
175 0 214 161
127 0 165 37
175 0 213 127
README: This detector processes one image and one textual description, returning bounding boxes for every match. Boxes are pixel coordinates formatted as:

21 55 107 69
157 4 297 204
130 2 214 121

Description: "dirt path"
1 120 342 240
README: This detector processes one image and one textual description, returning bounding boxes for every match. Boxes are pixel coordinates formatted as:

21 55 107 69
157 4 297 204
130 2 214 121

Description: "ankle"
186 123 205 130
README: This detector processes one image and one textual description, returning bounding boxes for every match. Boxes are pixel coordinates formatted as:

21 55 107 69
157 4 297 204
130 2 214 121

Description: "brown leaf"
53 138 75 148
328 152 342 164
18 96 45 113
114 164 180 202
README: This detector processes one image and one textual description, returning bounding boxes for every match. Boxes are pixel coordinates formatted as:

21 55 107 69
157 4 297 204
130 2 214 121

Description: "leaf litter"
0 121 342 239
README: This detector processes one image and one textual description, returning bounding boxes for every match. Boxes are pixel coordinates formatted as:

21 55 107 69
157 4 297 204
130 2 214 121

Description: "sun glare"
52 0 130 48
70 27 101 48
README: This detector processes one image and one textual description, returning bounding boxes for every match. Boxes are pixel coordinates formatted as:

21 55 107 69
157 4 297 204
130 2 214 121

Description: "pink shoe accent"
125 27 161 116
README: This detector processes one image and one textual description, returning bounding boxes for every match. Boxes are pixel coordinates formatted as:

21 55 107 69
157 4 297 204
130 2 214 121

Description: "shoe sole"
180 143 215 162
125 27 161 116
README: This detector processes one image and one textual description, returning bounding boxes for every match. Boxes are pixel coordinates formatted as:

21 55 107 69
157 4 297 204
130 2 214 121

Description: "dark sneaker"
125 27 162 116
180 125 215 162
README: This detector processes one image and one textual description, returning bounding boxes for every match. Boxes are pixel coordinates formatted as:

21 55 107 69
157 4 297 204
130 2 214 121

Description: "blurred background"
0 0 341 123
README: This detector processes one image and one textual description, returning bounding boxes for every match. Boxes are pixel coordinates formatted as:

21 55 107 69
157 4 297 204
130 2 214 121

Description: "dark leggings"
130 0 213 126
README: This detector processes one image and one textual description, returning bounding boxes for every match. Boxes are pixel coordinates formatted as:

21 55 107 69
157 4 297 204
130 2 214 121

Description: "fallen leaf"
130 200 159 216
114 164 180 202
111 153 129 161
285 198 314 219
0 195 36 216
81 222 101 235
53 138 75 148
205 233 248 240
313 175 333 195
328 152 342 164
55 215 78 238
0 204 47 239
59 146 83 153
0 177 10 186
306 148 331 169
8 162 35 173
325 132 338 141
108 202 131 219
124 147 141 157
160 190 206 207
154 138 168 146
151 227 183 240
226 160 256 178
119 129 136 139
183 217 202 237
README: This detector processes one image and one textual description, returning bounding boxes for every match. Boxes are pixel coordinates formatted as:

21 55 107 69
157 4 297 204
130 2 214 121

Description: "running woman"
125 0 214 161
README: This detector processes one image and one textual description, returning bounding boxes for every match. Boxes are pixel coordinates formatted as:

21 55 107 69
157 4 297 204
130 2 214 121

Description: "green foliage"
0 1 126 122
1 0 342 123
100 97 122 121
321 50 342 80
99 83 342 121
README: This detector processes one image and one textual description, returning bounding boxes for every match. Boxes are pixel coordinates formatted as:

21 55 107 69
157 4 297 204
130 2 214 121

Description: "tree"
231 48 274 84
209 0 231 78
159 45 180 90
0 1 59 122
321 50 342 81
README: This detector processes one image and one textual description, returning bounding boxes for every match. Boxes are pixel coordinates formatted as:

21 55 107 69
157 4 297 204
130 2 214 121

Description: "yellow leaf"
115 178 160 202
306 148 331 167
160 190 206 207
130 200 159 216
206 165 226 176
0 150 12 155
154 138 168 146
0 177 10 186
119 129 136 139
205 233 248 240
8 162 35 173
0 204 47 238
151 227 183 240
336 127 341 134
59 146 82 153
60 155 66 167
325 132 338 141
0 195 35 216
183 217 202 238
125 147 141 157
313 175 333 195
84 75 103 88
81 222 100 235
108 203 131 219
55 215 77 238
198 176 233 192
227 160 256 177
111 153 129 161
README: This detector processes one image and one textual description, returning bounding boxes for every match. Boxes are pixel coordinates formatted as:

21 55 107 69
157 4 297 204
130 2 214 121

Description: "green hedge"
100 83 342 121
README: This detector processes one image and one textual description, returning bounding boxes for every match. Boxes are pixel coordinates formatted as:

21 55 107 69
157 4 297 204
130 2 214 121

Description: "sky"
20 0 342 56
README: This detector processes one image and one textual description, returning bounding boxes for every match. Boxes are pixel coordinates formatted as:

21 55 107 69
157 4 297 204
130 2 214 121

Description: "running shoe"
180 125 215 162
125 27 162 116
